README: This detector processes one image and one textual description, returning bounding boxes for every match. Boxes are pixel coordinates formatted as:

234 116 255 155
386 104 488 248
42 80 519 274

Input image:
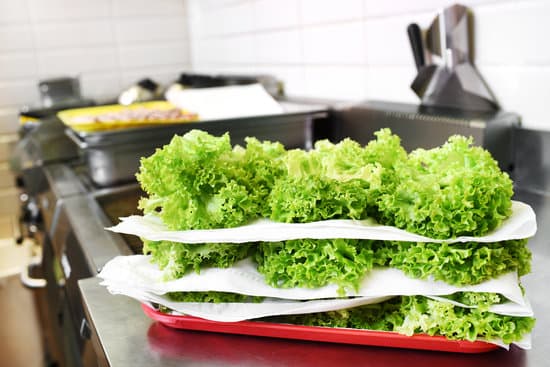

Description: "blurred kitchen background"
1 0 549 135
1 1 549 366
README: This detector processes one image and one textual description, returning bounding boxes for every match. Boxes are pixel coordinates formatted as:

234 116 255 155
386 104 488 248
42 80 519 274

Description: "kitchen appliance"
39 77 82 108
36 77 95 111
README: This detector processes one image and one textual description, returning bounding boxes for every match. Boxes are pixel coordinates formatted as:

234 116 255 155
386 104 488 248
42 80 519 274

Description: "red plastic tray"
141 304 499 353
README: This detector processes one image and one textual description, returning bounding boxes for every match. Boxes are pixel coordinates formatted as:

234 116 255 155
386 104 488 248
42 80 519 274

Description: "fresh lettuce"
237 137 288 217
143 236 530 287
137 130 257 230
372 239 531 285
442 292 504 310
376 136 514 239
136 129 514 239
136 130 527 288
281 295 535 343
137 131 291 230
267 130 405 223
142 239 254 279
157 292 534 344
254 239 530 291
135 129 532 344
143 239 531 292
255 239 375 293
267 174 375 223
166 291 264 303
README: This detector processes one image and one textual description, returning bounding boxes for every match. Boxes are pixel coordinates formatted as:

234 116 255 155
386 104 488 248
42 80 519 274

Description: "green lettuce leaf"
376 135 514 238
267 134 399 222
137 130 257 230
144 237 530 287
442 292 504 310
166 291 264 303
254 238 530 291
255 239 375 294
282 295 534 343
136 129 515 238
236 137 288 217
372 239 531 285
142 239 254 280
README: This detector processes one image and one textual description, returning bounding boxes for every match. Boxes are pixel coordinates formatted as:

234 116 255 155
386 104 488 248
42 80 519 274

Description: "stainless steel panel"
332 101 518 173
66 106 327 187
514 128 550 195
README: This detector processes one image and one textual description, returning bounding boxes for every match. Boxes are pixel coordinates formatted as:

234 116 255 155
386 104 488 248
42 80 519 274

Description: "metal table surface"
78 189 549 367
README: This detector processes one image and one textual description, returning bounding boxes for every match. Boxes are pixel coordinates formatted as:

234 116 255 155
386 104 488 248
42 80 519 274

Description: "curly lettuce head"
256 238 376 294
377 135 514 238
143 239 254 280
267 137 392 223
238 137 288 217
136 130 257 230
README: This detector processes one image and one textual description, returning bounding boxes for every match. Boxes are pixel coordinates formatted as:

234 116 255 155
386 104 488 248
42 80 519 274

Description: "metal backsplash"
514 128 550 195
330 100 519 174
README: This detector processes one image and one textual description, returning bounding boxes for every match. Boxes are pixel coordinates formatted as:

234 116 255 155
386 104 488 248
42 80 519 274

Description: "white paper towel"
165 83 283 121
99 255 533 349
107 201 536 244
99 255 530 312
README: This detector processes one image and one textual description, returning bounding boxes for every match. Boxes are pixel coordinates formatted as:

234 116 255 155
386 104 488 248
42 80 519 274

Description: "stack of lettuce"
100 129 536 348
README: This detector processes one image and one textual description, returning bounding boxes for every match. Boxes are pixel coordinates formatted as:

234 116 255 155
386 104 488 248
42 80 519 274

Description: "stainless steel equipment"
39 77 84 109
332 100 519 174
19 163 139 367
65 102 327 187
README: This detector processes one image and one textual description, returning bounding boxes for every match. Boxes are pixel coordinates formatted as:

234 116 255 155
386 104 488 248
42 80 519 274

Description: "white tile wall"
253 0 300 30
255 30 302 65
33 20 114 50
474 1 550 66
112 0 186 17
187 0 550 131
0 81 39 106
114 17 188 43
304 65 367 101
0 0 190 133
0 53 37 80
0 2 28 23
37 47 119 77
2 0 549 132
303 22 365 65
27 0 111 21
300 0 364 25
0 25 34 51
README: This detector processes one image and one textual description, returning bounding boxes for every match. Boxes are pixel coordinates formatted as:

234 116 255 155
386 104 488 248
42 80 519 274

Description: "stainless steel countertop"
78 188 549 367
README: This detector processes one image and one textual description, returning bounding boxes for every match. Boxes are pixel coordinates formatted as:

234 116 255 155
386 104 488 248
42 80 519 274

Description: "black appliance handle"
407 23 425 70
